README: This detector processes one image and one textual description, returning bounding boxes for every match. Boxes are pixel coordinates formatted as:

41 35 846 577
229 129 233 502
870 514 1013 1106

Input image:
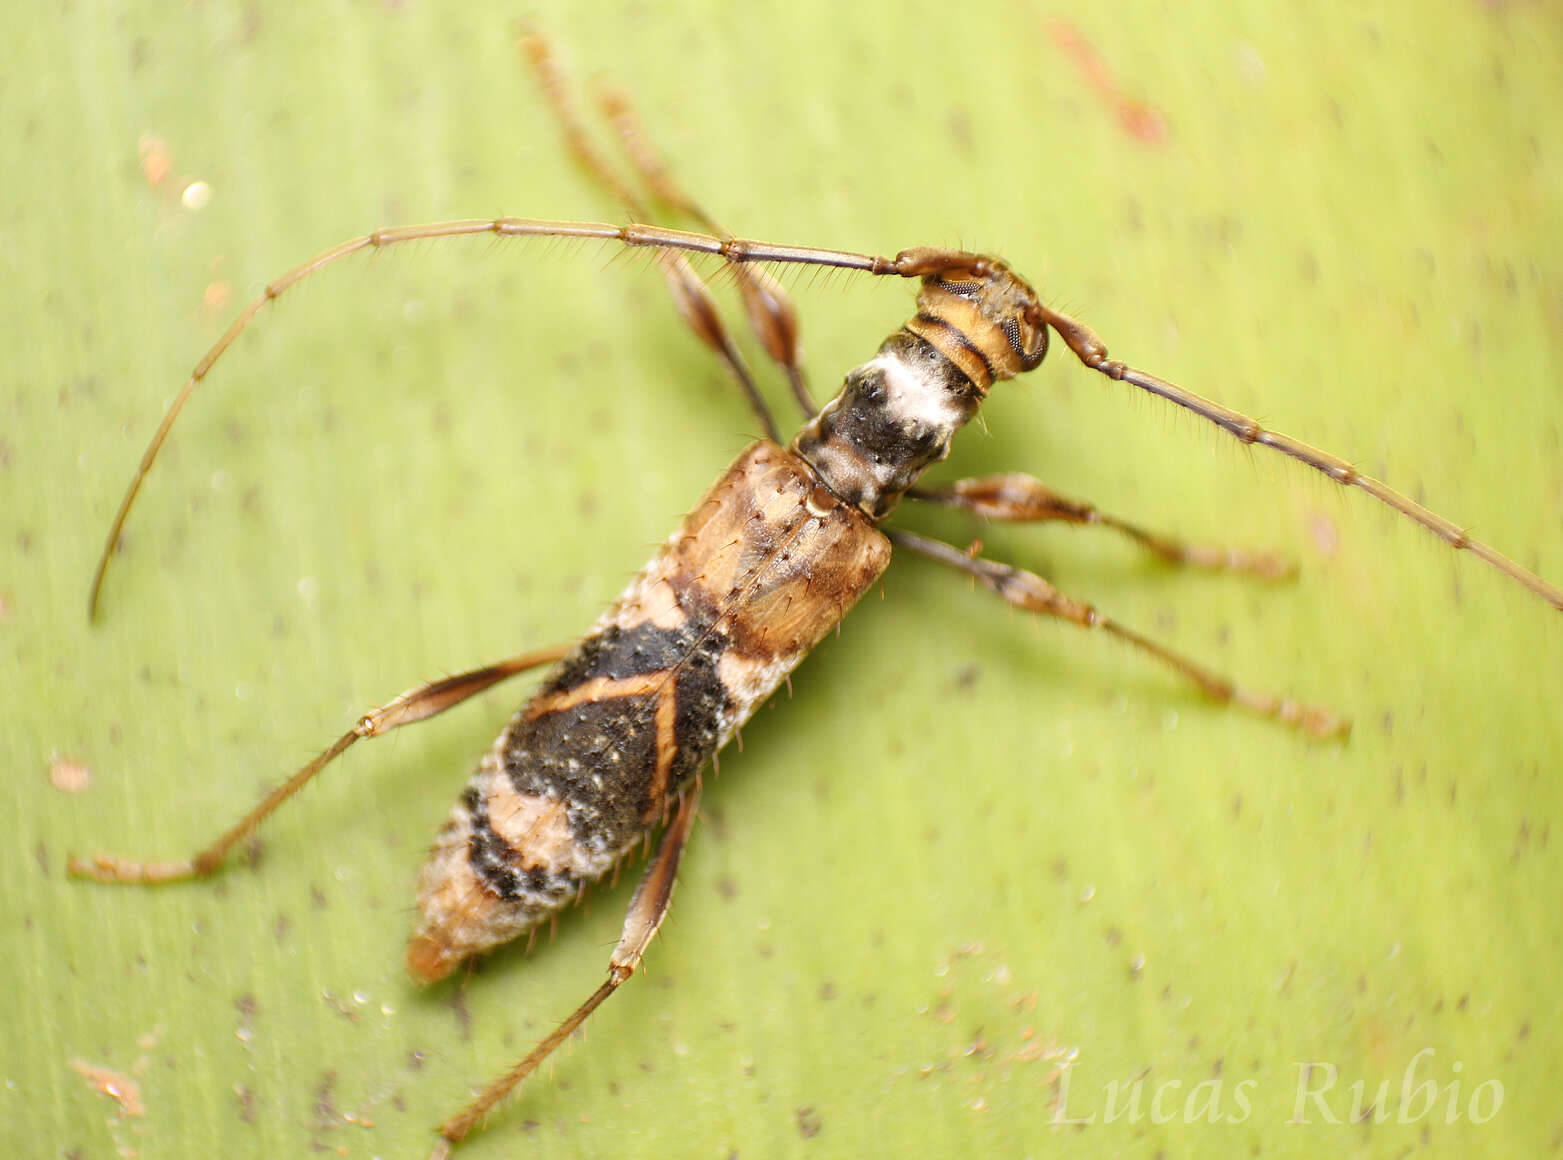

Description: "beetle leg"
889 528 1347 739
68 644 571 884
432 780 702 1155
909 473 1295 580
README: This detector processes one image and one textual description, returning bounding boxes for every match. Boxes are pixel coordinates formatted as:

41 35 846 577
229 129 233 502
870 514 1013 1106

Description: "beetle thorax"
791 331 982 519
792 260 1050 520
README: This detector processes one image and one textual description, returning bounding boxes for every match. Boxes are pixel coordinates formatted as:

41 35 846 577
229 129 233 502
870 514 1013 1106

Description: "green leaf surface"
5 3 1561 1159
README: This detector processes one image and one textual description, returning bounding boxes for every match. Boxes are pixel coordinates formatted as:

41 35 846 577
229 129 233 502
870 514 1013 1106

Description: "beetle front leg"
909 473 1295 580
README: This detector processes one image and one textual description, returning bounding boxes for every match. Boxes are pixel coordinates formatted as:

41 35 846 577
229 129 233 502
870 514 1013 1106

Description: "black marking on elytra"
502 620 732 852
461 787 568 906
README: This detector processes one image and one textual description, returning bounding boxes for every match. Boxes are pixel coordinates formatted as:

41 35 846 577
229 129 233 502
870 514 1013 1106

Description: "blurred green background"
4 2 1561 1158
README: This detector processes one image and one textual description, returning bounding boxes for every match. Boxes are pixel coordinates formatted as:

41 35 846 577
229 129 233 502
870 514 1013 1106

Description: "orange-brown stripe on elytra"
646 679 679 823
521 671 665 720
519 667 683 824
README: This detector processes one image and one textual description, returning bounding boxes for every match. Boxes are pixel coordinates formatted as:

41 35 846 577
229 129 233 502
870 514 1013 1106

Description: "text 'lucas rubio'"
1051 1049 1503 1126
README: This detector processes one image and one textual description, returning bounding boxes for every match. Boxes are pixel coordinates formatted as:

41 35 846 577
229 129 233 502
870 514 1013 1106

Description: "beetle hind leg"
431 780 702 1154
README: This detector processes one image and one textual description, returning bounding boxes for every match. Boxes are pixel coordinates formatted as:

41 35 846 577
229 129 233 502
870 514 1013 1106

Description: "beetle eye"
1001 317 1022 352
1001 316 1048 368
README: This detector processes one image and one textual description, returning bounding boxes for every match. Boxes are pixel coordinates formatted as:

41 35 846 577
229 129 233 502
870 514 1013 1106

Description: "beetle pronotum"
69 29 1562 1158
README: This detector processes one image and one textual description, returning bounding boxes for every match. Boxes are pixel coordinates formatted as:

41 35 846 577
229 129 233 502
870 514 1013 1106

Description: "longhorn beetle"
70 30 1563 1158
